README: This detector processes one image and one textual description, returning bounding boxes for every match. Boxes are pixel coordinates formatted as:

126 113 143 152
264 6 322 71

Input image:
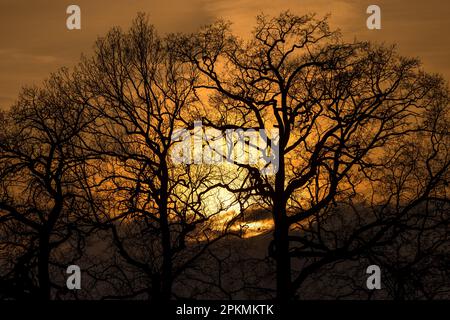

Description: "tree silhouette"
0 70 98 299
175 11 450 300
0 11 448 301
70 14 238 300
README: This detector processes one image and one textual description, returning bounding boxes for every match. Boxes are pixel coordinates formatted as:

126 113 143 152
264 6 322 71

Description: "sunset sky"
0 0 449 108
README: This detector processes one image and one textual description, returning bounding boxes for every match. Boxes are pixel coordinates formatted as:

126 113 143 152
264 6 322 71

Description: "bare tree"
175 11 450 300
291 103 450 299
286 37 450 301
1 11 448 301
0 70 98 300
72 14 239 300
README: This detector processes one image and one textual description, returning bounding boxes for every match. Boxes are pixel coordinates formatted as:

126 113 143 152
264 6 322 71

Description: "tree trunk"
273 154 292 301
38 230 51 300
159 161 172 301
274 204 291 301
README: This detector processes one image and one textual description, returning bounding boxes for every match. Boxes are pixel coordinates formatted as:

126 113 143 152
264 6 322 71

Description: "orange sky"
1 0 449 108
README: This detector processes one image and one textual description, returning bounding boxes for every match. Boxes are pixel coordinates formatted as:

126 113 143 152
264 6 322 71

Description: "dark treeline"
0 12 449 300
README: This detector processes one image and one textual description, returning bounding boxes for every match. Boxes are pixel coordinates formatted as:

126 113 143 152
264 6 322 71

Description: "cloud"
0 0 449 109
